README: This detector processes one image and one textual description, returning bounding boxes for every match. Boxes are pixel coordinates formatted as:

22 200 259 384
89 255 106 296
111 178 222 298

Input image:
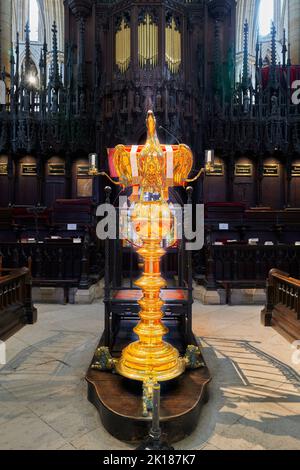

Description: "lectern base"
86 335 211 444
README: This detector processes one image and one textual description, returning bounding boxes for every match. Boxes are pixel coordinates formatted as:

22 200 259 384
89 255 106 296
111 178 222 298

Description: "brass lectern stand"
86 112 211 443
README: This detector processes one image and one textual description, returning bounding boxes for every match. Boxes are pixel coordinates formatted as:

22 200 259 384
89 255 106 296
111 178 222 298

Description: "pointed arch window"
29 0 39 42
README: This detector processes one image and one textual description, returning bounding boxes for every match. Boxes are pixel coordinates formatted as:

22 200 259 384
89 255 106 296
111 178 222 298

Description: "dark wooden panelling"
290 159 300 207
261 159 284 209
15 156 38 206
44 156 66 206
203 159 227 203
72 158 93 199
0 155 9 206
233 158 255 208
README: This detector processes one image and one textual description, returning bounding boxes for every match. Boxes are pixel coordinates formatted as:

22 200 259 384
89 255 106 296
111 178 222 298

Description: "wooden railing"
0 267 37 340
200 244 300 289
262 269 300 342
0 237 103 291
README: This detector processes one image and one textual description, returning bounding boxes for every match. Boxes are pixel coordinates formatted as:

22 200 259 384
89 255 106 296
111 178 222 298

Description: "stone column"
274 0 281 31
289 0 300 64
0 0 12 76
12 0 29 43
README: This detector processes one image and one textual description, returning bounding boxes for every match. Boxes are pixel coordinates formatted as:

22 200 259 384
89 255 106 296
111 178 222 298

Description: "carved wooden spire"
50 21 60 89
282 28 287 67
242 20 249 90
255 31 260 70
24 21 31 76
271 22 277 68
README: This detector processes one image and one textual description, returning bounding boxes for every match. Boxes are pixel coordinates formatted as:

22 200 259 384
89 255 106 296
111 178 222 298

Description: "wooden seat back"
262 269 300 342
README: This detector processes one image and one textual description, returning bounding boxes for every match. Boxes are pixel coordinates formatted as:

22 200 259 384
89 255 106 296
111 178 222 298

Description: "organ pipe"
165 17 181 74
115 18 131 73
138 14 158 69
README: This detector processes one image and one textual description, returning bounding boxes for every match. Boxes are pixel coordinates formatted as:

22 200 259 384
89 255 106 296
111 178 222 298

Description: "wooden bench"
261 269 300 342
0 267 37 341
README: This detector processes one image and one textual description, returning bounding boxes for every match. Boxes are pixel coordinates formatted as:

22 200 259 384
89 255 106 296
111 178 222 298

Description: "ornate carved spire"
270 22 277 86
271 22 277 68
50 21 60 89
282 28 287 67
242 20 249 90
255 31 260 70
10 42 15 77
41 30 48 90
24 21 31 76
14 32 20 93
287 42 291 67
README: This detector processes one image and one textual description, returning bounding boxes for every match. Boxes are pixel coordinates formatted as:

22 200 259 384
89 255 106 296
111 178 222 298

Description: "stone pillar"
0 0 12 76
289 0 300 65
274 0 281 31
12 0 29 43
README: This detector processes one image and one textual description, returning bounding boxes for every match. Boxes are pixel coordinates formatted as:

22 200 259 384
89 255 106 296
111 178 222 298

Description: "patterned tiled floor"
0 302 299 450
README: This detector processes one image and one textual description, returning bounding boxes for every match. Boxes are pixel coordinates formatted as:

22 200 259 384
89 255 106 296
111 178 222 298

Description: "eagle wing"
113 145 133 187
173 144 194 186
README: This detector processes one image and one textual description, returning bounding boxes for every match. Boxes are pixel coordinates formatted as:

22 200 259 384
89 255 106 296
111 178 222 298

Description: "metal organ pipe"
116 18 130 73
138 14 158 69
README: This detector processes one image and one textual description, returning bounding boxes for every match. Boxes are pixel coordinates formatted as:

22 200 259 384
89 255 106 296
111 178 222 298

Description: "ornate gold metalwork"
90 111 207 386
116 199 185 382
138 14 158 69
142 379 155 417
166 17 181 74
112 111 194 383
116 18 131 73
112 113 193 199
91 346 117 371
184 345 205 369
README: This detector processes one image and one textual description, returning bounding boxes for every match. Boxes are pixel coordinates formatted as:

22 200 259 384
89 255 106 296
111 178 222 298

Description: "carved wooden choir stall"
0 265 37 341
1 1 300 297
262 269 300 343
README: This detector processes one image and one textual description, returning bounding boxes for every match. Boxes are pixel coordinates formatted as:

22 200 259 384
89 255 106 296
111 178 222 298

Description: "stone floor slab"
0 301 299 450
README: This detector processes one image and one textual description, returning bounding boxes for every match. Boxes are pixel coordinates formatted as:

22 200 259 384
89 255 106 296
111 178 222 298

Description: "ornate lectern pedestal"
86 112 211 443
